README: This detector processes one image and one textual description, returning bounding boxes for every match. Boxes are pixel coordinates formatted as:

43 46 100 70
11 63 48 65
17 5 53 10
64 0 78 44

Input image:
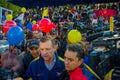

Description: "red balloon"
38 18 53 33
38 18 52 27
2 27 9 35
51 22 57 28
3 20 17 28
3 20 17 34
32 24 40 31
41 25 52 33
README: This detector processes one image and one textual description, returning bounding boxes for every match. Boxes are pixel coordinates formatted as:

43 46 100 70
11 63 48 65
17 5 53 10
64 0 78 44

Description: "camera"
89 31 120 79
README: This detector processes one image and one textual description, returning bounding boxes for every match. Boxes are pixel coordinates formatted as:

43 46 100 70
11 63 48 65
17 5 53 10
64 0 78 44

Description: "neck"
45 56 54 65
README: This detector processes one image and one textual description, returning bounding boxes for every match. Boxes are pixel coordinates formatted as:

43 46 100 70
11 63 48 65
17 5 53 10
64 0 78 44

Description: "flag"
42 8 49 19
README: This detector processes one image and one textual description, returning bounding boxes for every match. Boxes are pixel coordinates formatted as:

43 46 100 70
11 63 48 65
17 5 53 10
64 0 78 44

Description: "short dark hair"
40 35 54 47
66 43 85 60
40 35 51 42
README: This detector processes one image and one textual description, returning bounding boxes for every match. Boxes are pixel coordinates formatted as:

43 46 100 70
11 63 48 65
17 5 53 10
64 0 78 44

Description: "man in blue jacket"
26 36 65 80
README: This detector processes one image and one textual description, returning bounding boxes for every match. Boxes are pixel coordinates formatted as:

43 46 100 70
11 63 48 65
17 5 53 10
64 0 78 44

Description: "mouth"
65 65 69 68
43 55 48 58
65 66 70 70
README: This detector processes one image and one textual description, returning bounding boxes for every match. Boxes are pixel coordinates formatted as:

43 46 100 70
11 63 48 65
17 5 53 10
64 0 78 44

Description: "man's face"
30 47 40 58
64 50 83 71
40 40 54 63
50 33 57 39
32 31 39 39
12 47 18 54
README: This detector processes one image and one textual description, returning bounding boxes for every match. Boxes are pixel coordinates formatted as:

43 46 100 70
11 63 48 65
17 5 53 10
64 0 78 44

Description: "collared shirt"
45 54 56 71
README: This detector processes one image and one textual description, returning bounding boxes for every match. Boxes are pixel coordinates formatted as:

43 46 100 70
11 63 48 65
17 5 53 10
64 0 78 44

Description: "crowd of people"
0 2 120 80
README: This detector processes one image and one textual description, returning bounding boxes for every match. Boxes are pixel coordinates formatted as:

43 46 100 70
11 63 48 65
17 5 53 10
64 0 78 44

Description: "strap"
104 69 114 79
58 56 64 61
84 63 102 80
28 78 33 80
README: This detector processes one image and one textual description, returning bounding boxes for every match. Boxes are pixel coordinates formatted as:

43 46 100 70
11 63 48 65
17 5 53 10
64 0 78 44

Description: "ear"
52 47 56 53
78 59 83 65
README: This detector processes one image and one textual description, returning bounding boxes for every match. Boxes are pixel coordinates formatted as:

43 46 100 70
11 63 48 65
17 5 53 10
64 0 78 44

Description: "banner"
97 9 116 17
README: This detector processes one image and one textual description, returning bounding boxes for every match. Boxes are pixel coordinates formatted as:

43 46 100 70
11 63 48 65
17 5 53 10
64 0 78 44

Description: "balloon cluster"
1 8 26 46
27 18 56 33
2 20 24 46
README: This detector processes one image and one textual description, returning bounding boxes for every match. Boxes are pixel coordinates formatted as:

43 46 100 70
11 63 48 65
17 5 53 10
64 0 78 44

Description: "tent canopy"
7 0 119 8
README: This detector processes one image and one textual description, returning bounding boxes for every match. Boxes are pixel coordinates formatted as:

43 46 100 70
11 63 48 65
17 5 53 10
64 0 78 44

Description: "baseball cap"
29 39 39 49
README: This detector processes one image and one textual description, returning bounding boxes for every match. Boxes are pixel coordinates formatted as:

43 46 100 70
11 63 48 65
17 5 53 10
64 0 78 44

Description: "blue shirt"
45 54 56 71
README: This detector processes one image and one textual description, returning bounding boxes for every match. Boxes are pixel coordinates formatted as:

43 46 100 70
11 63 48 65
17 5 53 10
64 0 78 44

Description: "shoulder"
26 57 41 72
30 57 40 65
23 52 30 57
29 57 40 65
58 56 64 62
82 64 99 80
22 52 30 60
56 56 65 69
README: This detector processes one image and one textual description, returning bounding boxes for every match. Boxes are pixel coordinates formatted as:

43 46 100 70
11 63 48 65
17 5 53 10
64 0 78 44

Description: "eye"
40 48 44 51
69 58 74 62
46 48 51 51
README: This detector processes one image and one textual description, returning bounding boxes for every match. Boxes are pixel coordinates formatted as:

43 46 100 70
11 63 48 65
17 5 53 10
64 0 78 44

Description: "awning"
7 0 119 8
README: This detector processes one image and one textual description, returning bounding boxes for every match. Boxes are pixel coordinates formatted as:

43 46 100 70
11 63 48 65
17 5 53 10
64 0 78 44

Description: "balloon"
40 25 52 33
26 22 32 30
68 30 82 44
32 24 39 31
51 22 57 28
32 20 36 25
2 27 9 35
21 7 26 13
39 18 52 27
38 18 53 33
3 20 17 34
7 27 24 46
3 20 16 28
6 14 13 21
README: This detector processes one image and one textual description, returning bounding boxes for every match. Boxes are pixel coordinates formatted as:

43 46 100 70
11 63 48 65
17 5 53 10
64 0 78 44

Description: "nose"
41 49 48 54
32 49 38 53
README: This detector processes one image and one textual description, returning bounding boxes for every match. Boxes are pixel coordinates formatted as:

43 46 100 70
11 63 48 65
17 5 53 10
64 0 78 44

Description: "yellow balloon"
6 14 13 21
68 30 82 44
21 7 26 12
32 20 36 25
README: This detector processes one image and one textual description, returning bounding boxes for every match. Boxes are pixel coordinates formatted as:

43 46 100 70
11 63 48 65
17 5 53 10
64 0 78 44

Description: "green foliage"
0 0 21 18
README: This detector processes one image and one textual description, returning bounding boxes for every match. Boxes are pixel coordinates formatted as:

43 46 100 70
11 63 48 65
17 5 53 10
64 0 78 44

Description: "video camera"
88 31 120 79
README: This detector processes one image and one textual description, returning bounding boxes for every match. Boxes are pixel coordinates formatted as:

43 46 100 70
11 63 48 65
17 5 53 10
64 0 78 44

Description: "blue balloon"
26 22 32 30
7 26 24 46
